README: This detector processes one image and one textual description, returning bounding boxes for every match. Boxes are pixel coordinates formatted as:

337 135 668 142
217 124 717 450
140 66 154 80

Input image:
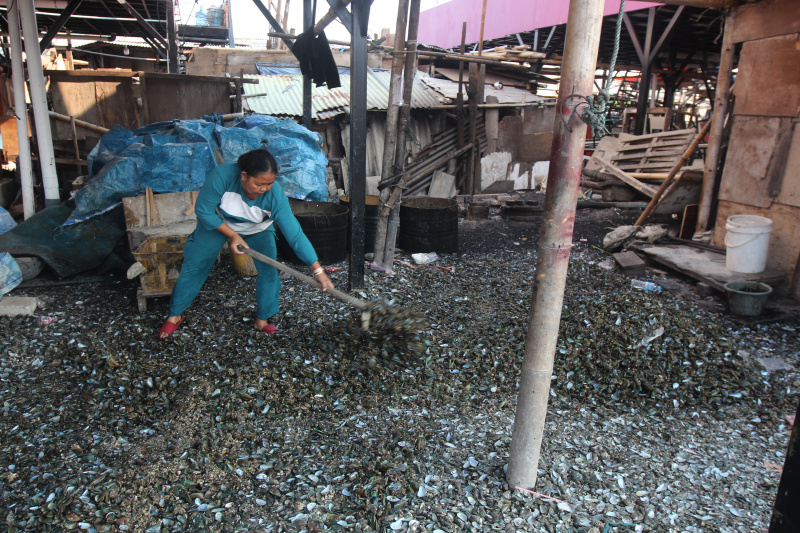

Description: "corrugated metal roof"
242 70 449 119
420 75 550 105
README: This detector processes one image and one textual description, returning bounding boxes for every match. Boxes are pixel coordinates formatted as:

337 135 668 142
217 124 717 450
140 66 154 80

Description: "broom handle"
240 246 369 310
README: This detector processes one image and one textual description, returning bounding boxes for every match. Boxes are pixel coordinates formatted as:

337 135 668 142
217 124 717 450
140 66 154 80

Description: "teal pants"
169 226 280 320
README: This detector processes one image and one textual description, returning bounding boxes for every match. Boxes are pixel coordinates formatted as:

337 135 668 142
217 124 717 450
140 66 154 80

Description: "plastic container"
206 6 225 27
725 215 773 274
195 6 207 26
724 281 772 316
631 279 662 292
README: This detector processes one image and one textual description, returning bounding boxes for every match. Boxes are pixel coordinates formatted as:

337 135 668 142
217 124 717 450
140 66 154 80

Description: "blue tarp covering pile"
0 115 329 279
65 114 329 226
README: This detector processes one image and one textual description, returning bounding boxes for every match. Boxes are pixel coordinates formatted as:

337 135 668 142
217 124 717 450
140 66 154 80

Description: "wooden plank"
731 0 800 43
590 155 657 197
734 33 800 117
718 115 783 208
776 123 800 208
613 251 646 275
613 150 686 161
638 244 785 292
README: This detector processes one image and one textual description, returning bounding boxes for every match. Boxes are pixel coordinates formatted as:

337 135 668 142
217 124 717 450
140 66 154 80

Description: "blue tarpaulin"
64 115 329 227
0 207 21 297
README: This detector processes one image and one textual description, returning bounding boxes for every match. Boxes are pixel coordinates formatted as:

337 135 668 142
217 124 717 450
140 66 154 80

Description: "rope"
580 0 626 138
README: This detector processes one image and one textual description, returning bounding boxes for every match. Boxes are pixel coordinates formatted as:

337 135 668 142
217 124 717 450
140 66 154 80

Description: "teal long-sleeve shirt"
194 163 319 266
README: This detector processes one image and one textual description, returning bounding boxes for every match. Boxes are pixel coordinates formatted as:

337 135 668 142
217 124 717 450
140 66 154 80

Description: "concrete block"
0 296 38 316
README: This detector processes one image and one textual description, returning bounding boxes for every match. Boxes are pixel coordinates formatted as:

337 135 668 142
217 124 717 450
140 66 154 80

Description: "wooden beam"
590 155 657 197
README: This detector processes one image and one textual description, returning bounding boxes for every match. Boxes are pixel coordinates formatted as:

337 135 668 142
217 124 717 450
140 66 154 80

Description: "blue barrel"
277 200 349 265
399 197 458 254
206 7 225 27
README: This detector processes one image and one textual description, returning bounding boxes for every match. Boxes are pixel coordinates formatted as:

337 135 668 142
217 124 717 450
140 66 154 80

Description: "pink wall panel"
418 0 660 49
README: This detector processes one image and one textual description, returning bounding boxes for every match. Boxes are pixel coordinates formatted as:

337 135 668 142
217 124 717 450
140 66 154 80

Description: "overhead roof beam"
648 6 684 64
324 0 352 34
117 0 168 50
251 0 296 49
39 0 83 52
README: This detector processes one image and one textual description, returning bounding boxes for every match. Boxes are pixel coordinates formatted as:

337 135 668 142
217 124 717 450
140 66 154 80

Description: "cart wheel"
137 292 147 312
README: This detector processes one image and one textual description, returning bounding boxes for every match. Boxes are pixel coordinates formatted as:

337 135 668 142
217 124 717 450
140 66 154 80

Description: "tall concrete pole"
19 0 61 206
7 0 35 219
506 0 605 489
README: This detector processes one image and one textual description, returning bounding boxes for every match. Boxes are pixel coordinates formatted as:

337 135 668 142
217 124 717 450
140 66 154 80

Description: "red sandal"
256 323 279 335
158 316 185 339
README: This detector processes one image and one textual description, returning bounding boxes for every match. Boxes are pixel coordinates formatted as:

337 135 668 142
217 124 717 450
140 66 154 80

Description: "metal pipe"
7 0 35 219
506 0 605 489
20 0 60 206
697 13 735 232
347 0 369 290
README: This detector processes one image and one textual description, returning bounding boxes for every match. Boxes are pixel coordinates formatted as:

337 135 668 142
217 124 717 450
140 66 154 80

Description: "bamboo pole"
48 111 110 134
384 0 421 264
372 0 409 267
506 0 605 489
696 13 735 232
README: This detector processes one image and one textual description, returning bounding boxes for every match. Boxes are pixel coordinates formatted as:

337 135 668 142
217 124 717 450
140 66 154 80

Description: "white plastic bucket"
725 215 773 273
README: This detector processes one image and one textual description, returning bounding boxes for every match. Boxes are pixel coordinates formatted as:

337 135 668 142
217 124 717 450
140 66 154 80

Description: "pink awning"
418 0 661 49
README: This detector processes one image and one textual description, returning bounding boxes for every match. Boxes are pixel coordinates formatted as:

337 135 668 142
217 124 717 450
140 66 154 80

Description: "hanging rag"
291 29 342 89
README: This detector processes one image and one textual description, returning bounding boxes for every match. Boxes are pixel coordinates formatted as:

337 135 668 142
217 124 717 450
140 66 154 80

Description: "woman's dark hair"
238 148 278 177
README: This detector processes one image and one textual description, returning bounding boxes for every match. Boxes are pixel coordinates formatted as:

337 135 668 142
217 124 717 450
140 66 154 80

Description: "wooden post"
456 22 467 190
769 395 800 532
372 0 409 267
467 62 479 195
384 0 421 264
485 95 499 154
506 0 605 489
634 8 655 135
70 116 82 176
697 13 735 232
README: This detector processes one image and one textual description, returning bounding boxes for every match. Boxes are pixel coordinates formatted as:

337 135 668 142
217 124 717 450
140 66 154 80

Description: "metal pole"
697 13 735 232
506 0 605 489
384 0 420 263
373 0 409 267
7 1 35 219
227 0 236 48
347 0 369 290
19 0 60 206
302 0 312 129
166 0 179 73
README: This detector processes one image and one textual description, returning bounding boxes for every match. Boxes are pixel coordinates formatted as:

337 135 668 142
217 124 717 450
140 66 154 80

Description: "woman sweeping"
158 148 334 339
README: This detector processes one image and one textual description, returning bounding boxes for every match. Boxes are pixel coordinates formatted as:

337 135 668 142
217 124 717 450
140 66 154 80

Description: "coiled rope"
576 0 626 138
